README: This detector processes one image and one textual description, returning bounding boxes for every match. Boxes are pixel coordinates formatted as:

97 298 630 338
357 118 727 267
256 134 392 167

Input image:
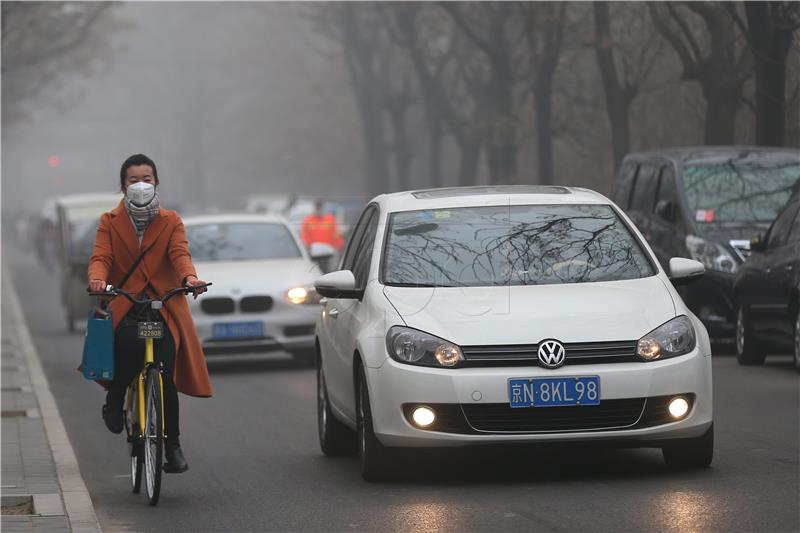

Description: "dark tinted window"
630 164 658 212
655 166 678 205
382 204 655 287
340 206 374 271
768 203 800 248
186 223 301 261
352 211 378 288
614 161 639 209
790 202 800 243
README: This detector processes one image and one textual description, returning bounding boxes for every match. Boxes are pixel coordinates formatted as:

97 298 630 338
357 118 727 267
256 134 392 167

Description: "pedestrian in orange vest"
300 200 344 251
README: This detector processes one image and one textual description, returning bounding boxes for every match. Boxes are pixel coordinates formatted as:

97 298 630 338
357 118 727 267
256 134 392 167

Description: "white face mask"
126 182 155 207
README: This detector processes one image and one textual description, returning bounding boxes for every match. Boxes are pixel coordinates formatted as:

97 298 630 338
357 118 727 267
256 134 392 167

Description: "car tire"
736 306 765 365
662 423 714 468
794 308 800 374
317 362 355 456
356 364 394 482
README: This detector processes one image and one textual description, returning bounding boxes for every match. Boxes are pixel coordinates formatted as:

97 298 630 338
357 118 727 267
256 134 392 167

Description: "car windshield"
682 162 800 224
382 204 655 287
186 222 301 261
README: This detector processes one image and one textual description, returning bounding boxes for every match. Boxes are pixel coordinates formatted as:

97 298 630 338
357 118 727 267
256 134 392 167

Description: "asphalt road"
8 248 800 532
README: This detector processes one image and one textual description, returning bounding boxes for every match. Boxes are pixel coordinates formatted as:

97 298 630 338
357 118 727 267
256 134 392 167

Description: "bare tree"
650 2 751 145
2 2 115 122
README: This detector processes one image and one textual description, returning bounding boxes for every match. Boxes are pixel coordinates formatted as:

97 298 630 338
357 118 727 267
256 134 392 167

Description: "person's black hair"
120 154 158 190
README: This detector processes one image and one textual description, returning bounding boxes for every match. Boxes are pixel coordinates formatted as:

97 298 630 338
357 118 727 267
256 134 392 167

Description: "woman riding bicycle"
88 153 211 474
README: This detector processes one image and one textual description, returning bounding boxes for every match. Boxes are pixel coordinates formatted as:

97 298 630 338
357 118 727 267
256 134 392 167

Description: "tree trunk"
701 84 739 144
745 3 793 146
426 114 443 188
458 138 481 186
387 103 412 192
534 76 555 185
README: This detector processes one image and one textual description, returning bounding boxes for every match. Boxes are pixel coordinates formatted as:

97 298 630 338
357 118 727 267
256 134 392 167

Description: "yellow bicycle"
92 284 210 506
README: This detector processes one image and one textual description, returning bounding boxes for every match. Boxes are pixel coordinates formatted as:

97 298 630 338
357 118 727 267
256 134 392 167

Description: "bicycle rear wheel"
125 384 143 494
143 367 163 506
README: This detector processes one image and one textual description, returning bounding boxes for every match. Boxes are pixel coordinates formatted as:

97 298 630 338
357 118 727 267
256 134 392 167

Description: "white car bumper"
365 347 713 447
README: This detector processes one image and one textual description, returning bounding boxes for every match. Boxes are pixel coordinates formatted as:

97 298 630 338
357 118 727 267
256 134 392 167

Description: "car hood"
382 276 676 345
697 221 771 242
194 258 321 294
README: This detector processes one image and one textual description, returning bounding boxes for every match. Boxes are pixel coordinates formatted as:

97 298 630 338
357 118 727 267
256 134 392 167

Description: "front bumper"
365 347 713 448
193 304 319 355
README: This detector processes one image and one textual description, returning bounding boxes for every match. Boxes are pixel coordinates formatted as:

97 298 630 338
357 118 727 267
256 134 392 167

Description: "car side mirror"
654 200 675 222
315 270 362 299
669 257 705 285
750 234 766 253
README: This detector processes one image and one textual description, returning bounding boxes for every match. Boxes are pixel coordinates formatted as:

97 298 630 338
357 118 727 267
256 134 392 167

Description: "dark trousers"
110 323 180 439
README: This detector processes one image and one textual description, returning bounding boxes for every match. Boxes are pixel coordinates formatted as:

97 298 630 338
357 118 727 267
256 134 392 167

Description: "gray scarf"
124 194 161 242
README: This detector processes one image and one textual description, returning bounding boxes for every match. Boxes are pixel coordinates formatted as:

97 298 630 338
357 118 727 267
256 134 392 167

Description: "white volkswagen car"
184 213 324 364
314 186 713 480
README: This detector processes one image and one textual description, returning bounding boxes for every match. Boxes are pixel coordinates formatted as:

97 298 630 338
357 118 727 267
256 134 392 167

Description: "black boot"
164 438 189 473
102 390 124 434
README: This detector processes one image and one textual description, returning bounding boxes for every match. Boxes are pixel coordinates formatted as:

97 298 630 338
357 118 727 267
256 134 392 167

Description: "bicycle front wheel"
143 367 163 506
126 384 143 494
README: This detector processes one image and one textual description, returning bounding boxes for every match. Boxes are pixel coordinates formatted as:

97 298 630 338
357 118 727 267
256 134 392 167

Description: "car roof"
372 185 612 213
623 146 800 167
181 213 291 226
55 192 122 208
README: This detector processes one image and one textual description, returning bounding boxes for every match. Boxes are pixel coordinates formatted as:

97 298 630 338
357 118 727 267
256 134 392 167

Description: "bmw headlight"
386 326 464 368
286 285 322 305
685 235 737 273
637 316 696 361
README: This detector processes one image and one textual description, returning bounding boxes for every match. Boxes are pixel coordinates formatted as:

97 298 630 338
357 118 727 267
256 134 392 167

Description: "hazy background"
3 1 799 222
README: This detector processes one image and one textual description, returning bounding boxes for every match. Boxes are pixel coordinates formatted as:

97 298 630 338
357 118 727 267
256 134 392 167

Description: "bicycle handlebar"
87 283 212 305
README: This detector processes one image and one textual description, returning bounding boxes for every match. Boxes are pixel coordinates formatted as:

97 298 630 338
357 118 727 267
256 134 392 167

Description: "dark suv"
614 147 800 339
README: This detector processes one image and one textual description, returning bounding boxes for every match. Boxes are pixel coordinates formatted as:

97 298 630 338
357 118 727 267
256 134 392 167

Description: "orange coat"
300 213 344 251
88 201 212 397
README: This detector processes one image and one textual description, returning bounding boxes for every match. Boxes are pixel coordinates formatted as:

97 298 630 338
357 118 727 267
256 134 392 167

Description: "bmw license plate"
508 376 600 408
212 321 263 340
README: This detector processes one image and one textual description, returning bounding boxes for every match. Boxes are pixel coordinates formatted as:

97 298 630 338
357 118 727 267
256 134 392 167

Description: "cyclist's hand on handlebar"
89 279 107 293
184 275 209 298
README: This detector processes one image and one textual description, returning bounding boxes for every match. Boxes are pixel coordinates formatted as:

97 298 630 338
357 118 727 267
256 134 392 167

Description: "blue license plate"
212 321 263 340
508 376 600 408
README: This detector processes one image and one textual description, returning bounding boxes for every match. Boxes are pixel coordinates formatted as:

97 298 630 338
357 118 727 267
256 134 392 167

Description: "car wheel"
794 308 800 373
356 365 393 482
317 362 355 456
662 423 714 468
736 306 765 365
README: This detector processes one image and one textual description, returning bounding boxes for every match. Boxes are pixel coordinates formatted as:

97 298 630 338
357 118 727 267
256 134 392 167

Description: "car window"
382 204 655 287
340 206 374 271
790 202 800 243
186 223 301 261
655 166 678 206
630 164 658 213
351 210 379 289
768 203 800 248
614 161 638 209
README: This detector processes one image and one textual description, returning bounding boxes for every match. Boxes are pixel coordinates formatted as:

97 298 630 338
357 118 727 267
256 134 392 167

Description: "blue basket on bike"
82 309 115 381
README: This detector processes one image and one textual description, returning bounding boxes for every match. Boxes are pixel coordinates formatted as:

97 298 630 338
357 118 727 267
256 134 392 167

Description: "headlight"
685 235 737 273
386 326 464 368
637 316 696 361
286 285 322 305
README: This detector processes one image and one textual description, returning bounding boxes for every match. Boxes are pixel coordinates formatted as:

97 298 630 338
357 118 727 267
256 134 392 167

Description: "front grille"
461 398 645 433
240 296 273 313
201 297 235 315
461 340 639 367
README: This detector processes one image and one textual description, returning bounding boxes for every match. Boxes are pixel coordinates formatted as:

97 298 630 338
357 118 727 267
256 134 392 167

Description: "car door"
763 200 800 340
650 164 686 270
323 206 378 418
752 201 800 339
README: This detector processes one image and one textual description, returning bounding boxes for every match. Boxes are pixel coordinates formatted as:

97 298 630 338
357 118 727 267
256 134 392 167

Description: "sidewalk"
2 268 101 532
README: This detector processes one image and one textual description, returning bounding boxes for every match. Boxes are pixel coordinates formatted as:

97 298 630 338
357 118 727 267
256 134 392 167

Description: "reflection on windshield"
683 163 800 223
186 223 301 261
382 204 654 287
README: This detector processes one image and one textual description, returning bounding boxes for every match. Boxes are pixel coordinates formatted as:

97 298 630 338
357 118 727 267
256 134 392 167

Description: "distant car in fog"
183 213 326 364
614 147 800 341
54 193 122 331
734 189 800 371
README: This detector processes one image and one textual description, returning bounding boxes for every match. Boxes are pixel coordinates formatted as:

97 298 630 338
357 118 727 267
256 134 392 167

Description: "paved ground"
7 247 800 532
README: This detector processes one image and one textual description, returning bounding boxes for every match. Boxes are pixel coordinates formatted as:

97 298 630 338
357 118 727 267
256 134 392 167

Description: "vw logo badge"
538 339 566 369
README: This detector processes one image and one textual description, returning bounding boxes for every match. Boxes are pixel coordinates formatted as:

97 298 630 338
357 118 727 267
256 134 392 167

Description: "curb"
3 268 103 533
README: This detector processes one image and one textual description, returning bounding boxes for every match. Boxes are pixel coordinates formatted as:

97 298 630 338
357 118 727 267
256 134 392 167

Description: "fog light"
668 397 690 419
412 406 435 427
